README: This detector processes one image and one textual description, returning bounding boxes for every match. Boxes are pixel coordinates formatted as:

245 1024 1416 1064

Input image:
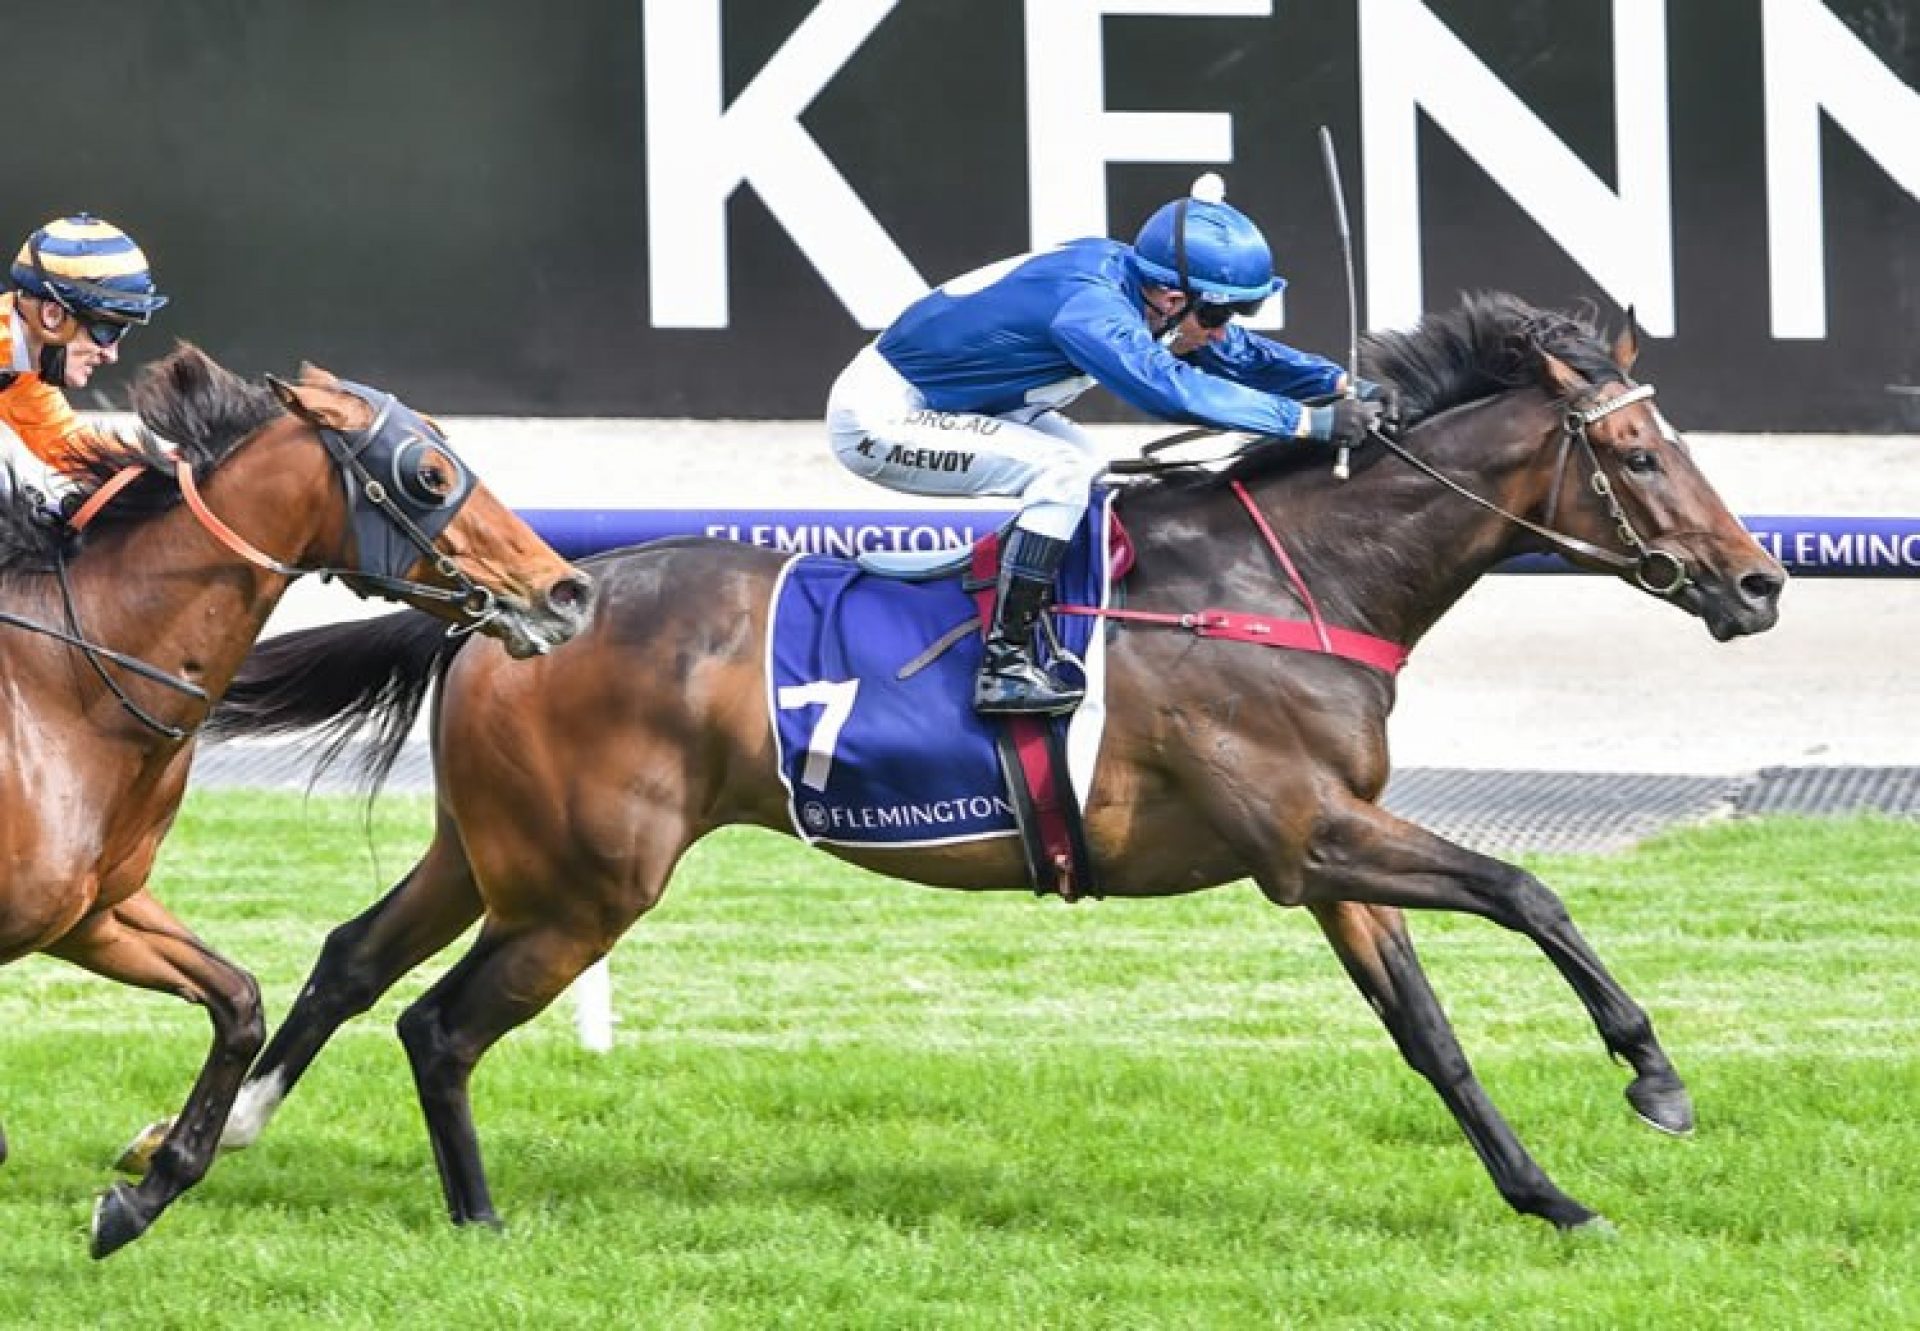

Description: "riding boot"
975 530 1084 716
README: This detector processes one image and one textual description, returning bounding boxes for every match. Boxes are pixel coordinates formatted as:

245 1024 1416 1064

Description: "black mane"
1359 291 1627 430
0 343 282 574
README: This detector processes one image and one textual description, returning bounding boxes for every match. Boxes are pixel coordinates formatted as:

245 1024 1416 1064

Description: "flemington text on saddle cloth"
767 495 1116 849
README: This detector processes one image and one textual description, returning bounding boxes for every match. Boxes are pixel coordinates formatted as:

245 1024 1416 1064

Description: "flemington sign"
22 1 1916 428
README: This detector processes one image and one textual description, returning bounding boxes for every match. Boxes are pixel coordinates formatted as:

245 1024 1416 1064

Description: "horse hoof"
1626 1072 1695 1137
0 1123 9 1167
1566 1214 1619 1241
89 1182 151 1260
114 1119 173 1176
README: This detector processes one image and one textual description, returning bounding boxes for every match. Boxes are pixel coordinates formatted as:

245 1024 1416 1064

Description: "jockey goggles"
1190 298 1263 329
68 308 135 347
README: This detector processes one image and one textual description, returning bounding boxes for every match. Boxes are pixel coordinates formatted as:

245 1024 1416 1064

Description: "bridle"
1368 381 1691 598
13 383 500 739
1114 379 1691 599
179 380 501 626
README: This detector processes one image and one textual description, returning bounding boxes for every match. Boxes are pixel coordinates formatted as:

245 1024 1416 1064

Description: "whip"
1317 125 1360 481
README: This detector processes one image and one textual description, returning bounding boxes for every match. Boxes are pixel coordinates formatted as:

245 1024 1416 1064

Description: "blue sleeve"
1189 326 1347 401
1048 289 1308 437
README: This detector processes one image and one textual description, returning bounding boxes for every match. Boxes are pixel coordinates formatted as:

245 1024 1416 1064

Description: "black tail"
208 610 458 792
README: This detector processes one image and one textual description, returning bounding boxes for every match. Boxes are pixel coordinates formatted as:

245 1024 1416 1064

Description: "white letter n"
1763 0 1920 338
1360 0 1674 335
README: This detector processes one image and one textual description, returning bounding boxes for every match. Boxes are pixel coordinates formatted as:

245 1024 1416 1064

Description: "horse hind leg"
1305 899 1606 1232
118 837 483 1176
396 776 696 1228
45 892 266 1260
397 918 613 1229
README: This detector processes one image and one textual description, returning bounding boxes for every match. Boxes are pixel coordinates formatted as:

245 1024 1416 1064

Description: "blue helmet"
1131 185 1286 307
10 214 168 322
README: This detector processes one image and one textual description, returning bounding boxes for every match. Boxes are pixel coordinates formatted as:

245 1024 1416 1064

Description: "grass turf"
0 793 1915 1328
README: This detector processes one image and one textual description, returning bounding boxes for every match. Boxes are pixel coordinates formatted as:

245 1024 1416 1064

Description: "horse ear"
297 361 340 389
266 373 356 430
1611 308 1641 373
1539 350 1587 399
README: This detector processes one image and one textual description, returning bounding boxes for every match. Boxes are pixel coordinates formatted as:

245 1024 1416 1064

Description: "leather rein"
11 412 501 741
1088 382 1690 673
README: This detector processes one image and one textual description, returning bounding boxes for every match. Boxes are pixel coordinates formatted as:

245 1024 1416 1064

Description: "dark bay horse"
172 295 1784 1234
0 345 591 1258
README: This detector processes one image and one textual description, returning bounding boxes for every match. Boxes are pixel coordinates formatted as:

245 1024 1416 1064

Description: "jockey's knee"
1017 465 1099 539
1013 499 1083 541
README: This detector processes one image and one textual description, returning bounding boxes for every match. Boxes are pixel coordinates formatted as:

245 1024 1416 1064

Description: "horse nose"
1739 567 1785 610
547 572 594 618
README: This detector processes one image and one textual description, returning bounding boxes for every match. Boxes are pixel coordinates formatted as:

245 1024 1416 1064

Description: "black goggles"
1190 298 1263 329
61 304 135 347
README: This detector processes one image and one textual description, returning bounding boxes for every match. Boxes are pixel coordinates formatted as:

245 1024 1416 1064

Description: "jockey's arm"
1050 291 1312 438
1 377 96 476
1187 325 1348 402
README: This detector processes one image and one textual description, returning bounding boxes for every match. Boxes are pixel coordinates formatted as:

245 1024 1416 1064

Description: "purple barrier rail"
519 510 1920 578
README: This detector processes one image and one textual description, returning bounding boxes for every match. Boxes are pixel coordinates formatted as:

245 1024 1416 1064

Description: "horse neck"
64 421 346 714
1135 391 1560 652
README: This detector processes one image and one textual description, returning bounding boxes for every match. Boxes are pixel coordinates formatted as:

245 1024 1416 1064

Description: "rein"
1110 381 1691 598
5 397 502 740
1067 380 1693 675
174 455 498 623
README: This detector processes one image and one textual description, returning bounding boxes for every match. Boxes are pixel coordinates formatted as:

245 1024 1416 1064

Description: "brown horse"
0 344 591 1258
172 294 1784 1235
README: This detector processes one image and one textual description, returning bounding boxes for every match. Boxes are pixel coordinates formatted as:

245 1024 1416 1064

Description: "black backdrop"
10 0 1917 429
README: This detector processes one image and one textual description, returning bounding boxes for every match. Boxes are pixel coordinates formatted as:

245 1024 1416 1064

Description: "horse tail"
208 610 457 794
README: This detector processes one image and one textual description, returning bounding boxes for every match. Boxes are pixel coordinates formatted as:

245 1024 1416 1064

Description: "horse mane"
0 343 283 574
1359 291 1627 430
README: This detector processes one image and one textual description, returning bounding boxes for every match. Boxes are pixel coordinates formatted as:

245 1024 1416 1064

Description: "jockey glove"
1354 377 1403 434
1307 396 1385 448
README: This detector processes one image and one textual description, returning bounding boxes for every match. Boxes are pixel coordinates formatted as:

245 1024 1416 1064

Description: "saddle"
769 499 1123 901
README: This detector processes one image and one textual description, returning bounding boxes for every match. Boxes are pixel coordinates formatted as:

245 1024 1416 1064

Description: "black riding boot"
975 531 1084 716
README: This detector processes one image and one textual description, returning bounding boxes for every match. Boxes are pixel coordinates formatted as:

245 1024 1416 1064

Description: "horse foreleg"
1305 899 1605 1230
45 891 265 1260
118 843 483 1177
396 920 609 1229
1301 797 1690 1136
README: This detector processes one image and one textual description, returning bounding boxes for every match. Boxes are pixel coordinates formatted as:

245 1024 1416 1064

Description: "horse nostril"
548 574 593 614
1740 570 1783 604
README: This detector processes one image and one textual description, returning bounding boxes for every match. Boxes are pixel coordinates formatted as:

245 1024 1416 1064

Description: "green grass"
1 793 1917 1329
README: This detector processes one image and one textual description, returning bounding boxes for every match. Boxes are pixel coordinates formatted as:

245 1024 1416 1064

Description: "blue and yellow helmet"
11 214 168 322
1131 176 1286 307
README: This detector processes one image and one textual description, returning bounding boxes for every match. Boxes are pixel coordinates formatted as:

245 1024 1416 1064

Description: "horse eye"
409 445 460 500
416 461 452 497
1623 449 1660 475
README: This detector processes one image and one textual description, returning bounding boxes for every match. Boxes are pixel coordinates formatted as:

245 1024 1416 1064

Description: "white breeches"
827 343 1101 540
